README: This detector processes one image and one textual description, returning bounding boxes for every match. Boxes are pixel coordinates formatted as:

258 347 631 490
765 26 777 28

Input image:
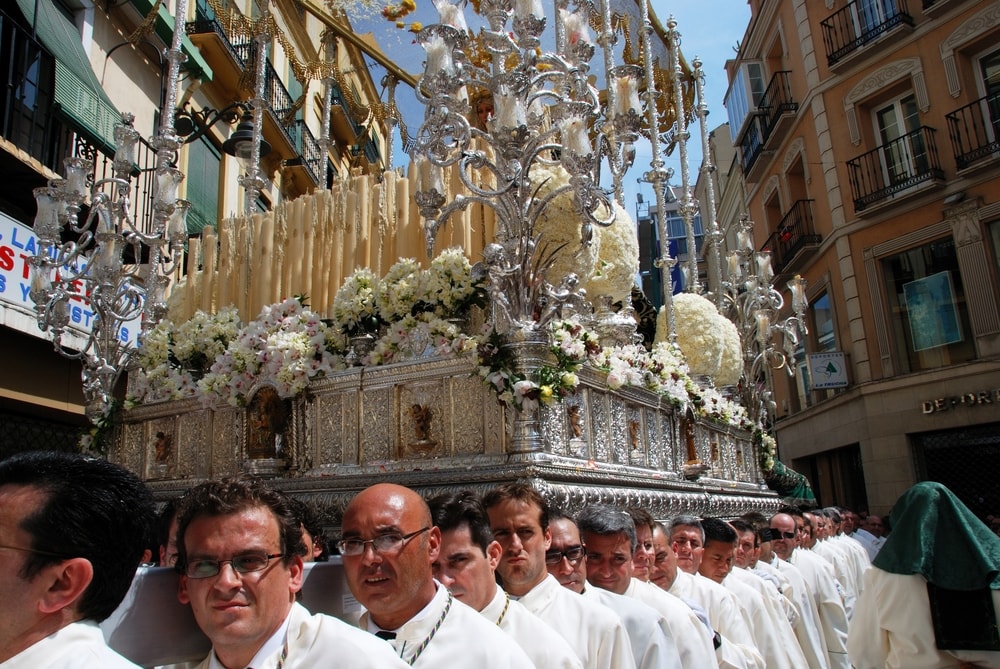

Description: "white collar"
207 609 292 669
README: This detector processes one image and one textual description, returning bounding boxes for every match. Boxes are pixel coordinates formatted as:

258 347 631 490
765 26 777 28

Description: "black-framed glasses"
0 544 70 559
545 545 586 565
182 553 285 579
773 531 796 540
337 527 430 556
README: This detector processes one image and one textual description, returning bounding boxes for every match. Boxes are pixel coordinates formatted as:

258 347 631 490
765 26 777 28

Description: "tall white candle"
560 115 591 155
514 0 543 20
614 75 640 117
424 35 453 76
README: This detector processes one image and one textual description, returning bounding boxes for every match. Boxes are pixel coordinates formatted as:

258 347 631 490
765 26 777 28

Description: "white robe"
583 586 682 669
624 578 718 669
480 587 582 669
751 560 798 626
0 621 141 669
191 603 407 669
669 570 763 669
770 556 831 669
725 568 808 669
831 533 871 595
847 568 1000 669
811 540 858 618
362 585 535 668
517 574 636 669
789 549 850 669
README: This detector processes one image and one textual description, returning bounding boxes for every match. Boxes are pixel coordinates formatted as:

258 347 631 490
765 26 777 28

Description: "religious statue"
407 402 437 456
247 386 291 461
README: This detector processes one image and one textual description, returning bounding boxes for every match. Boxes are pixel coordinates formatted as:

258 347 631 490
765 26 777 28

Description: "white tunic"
480 587 582 669
0 621 140 669
668 570 763 669
789 549 850 669
725 568 808 669
191 603 407 669
848 568 1000 669
583 587 682 669
517 574 636 669
811 540 858 618
623 578 718 669
363 585 535 668
831 533 871 595
770 556 831 669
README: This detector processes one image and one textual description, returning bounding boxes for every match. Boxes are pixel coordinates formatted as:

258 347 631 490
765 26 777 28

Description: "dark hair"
289 497 327 560
739 511 769 532
577 505 637 551
156 497 181 550
176 476 305 569
701 517 738 545
822 507 842 524
777 505 805 519
0 451 154 622
428 490 495 554
626 507 655 534
729 518 758 546
669 515 705 542
547 506 574 524
482 482 549 531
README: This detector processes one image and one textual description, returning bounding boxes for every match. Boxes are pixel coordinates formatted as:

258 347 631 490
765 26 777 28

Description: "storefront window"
882 237 975 373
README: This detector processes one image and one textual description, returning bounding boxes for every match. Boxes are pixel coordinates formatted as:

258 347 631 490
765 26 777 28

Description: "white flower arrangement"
376 257 421 322
755 430 777 471
715 315 744 387
198 298 346 406
583 200 639 304
332 268 383 335
527 163 600 286
368 312 476 366
646 342 694 407
656 292 725 378
695 384 752 431
415 246 486 317
127 307 242 406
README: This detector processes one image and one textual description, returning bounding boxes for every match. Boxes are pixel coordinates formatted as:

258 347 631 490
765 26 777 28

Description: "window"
881 237 975 373
793 292 838 411
874 93 927 188
977 47 1000 148
185 137 221 235
725 62 765 143
854 0 902 36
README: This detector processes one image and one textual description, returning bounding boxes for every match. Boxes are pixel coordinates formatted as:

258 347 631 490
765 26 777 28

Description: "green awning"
130 0 214 83
16 0 121 153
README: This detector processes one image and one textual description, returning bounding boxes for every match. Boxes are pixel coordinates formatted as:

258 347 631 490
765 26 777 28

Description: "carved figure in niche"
407 403 437 456
683 408 699 464
567 404 584 439
153 431 172 463
629 419 641 450
247 386 291 460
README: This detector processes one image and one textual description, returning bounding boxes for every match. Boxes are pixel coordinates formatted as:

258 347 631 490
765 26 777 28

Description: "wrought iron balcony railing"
760 200 821 275
847 126 944 211
739 114 766 177
946 91 1000 171
286 119 323 185
758 71 798 140
821 0 913 66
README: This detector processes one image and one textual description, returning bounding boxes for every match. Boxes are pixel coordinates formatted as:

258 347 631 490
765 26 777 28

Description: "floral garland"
198 298 346 406
754 429 777 472
477 319 598 411
368 312 476 366
415 247 488 318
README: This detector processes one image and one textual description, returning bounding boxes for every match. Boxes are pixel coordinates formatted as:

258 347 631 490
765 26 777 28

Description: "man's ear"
486 540 502 571
178 574 190 605
288 555 305 595
37 558 93 615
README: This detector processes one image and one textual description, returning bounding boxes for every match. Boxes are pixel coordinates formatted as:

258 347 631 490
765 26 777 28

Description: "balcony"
760 200 822 276
283 120 323 194
185 15 246 104
758 71 798 151
847 126 944 212
739 114 770 183
821 0 914 68
946 92 1000 172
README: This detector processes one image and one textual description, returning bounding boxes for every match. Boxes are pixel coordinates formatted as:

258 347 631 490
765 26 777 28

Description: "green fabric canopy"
874 481 1000 591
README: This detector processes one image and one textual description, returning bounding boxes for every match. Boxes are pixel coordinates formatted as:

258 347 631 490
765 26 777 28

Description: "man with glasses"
770 511 848 669
427 491 581 669
175 477 406 669
483 483 636 669
340 483 533 667
0 450 154 668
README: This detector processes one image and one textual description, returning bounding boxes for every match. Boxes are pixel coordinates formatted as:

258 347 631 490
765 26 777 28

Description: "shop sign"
921 390 1000 414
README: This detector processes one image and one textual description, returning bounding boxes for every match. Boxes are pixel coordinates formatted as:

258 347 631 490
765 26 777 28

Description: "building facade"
0 0 386 457
721 0 1000 515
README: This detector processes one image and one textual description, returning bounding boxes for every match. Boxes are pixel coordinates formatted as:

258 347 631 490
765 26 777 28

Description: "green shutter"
129 0 214 82
185 137 221 234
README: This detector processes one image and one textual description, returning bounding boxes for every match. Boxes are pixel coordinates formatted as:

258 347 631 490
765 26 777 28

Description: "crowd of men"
1 449 998 669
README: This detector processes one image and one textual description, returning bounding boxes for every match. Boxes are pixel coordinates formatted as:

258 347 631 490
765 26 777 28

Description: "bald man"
340 483 534 667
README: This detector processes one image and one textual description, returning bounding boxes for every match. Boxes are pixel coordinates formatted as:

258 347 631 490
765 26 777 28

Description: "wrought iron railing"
946 91 1000 170
821 0 913 66
739 114 766 176
758 71 798 140
184 18 247 67
847 126 943 211
286 120 322 184
760 200 821 274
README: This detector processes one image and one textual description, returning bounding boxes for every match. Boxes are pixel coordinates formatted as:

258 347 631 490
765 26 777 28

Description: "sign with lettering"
921 390 999 414
0 211 140 345
807 352 848 389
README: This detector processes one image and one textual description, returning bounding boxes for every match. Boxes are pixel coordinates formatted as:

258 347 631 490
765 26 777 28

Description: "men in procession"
339 483 533 667
174 477 408 669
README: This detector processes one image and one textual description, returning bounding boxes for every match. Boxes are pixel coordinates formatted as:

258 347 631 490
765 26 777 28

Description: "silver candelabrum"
719 215 808 432
410 0 656 338
27 0 192 422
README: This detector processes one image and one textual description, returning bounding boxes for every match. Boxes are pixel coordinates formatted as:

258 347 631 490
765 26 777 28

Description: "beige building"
721 0 1000 515
0 0 387 455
